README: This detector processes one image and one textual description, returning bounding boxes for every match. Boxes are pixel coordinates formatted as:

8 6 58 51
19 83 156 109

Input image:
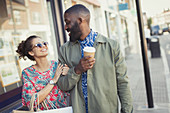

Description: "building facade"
152 9 170 31
63 0 139 55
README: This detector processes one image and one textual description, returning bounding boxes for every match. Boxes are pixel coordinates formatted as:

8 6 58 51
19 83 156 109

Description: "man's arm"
57 47 81 91
114 42 133 113
57 46 96 91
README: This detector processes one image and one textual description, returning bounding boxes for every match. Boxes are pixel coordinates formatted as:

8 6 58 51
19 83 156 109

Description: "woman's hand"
53 63 63 82
62 64 69 75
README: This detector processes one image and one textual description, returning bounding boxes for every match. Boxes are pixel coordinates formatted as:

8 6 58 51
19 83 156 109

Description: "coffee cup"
83 47 96 59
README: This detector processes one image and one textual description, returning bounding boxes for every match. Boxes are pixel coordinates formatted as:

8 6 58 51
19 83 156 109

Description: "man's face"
64 13 82 42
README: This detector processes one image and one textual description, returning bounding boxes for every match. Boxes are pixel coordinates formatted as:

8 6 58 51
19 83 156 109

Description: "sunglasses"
32 42 48 49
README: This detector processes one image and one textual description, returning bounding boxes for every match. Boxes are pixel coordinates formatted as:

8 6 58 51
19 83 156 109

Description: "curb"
160 47 170 103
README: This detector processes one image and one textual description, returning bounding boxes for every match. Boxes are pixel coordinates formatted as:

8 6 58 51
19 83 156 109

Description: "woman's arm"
22 64 63 107
37 64 63 104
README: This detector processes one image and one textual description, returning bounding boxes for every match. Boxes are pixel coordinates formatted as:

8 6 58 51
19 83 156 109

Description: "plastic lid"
83 47 96 52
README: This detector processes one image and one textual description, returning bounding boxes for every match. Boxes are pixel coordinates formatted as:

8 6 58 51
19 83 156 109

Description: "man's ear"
78 17 83 24
28 51 34 56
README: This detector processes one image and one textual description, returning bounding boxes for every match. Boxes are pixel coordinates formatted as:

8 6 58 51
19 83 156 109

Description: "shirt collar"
69 32 107 46
95 34 107 43
78 30 95 45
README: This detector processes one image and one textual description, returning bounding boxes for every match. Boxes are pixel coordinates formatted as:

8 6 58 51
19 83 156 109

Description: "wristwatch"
49 80 55 85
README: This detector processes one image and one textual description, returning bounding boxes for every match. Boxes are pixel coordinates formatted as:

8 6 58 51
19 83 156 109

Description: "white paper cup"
83 47 96 59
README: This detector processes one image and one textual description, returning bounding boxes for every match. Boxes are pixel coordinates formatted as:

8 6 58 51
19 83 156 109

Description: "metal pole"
135 0 154 108
10 0 16 33
58 0 67 43
49 0 61 48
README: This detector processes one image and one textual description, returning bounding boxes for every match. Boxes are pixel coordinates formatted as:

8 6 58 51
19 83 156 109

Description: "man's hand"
74 56 95 74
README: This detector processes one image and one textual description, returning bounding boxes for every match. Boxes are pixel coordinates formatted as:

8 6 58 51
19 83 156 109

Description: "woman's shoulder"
22 65 34 75
50 60 58 63
50 60 58 66
50 60 59 68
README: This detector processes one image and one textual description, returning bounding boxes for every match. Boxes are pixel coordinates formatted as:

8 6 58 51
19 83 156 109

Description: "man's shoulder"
97 33 119 47
60 41 71 51
61 41 70 48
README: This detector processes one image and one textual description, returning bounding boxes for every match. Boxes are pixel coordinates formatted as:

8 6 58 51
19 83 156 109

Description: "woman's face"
30 38 48 59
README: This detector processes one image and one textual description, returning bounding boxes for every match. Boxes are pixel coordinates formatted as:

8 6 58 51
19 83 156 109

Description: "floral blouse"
21 60 69 110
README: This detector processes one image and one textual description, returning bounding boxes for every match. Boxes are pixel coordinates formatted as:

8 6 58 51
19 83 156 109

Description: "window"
9 10 21 25
14 11 21 25
30 0 39 3
32 12 41 24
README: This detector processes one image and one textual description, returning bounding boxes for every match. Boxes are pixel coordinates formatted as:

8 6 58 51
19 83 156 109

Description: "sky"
141 0 170 17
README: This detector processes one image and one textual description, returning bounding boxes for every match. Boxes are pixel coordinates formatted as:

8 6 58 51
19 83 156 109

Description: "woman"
16 35 69 110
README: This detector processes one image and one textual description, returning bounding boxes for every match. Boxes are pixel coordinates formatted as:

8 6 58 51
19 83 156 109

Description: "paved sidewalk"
126 51 170 113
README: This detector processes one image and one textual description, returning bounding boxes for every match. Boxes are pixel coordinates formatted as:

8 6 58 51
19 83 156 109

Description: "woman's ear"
28 51 34 56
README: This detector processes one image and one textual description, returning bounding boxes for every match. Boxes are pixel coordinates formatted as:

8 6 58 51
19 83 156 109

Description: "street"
125 33 170 113
160 33 170 71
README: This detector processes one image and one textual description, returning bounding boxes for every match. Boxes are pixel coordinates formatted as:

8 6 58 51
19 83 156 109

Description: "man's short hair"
65 4 90 23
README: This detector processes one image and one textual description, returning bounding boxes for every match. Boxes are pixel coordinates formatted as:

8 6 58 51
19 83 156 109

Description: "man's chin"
70 37 76 42
70 39 77 42
70 36 80 42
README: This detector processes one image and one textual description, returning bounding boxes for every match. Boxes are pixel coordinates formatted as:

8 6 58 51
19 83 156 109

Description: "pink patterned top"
21 60 70 110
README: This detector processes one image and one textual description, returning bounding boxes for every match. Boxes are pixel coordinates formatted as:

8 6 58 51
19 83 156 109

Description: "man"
144 26 151 49
58 4 133 113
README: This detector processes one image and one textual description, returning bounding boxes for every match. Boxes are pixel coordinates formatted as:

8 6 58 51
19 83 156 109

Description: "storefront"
0 0 65 112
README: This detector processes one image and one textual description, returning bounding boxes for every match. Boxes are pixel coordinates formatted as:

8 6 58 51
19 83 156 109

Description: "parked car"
162 27 170 33
150 25 163 36
160 24 170 33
